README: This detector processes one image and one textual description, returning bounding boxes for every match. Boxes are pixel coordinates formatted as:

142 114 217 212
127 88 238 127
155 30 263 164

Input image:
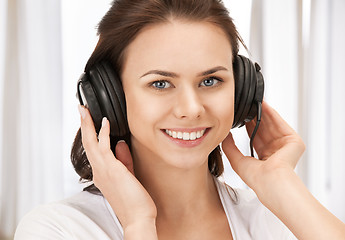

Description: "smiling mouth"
164 129 207 141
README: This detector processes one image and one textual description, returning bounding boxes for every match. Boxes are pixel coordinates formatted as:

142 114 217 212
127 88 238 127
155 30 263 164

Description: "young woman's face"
121 20 235 170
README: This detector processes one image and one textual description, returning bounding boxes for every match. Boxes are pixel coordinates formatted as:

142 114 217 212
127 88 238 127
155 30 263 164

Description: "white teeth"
177 132 183 139
183 132 189 140
165 129 206 140
196 131 201 138
190 132 196 140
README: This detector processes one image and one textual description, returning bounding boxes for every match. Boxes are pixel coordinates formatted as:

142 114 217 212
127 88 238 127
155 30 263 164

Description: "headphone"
77 55 264 157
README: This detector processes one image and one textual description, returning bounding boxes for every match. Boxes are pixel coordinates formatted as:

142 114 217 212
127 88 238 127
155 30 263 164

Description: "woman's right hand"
78 105 158 239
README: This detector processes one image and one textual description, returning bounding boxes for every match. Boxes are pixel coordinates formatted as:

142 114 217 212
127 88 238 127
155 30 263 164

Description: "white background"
1 0 345 239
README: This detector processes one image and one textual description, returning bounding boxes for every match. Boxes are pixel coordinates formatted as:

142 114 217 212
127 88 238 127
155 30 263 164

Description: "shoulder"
215 177 297 240
15 191 123 240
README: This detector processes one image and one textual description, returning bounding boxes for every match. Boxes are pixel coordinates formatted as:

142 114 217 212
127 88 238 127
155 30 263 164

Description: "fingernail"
117 140 125 144
78 105 86 119
101 117 107 127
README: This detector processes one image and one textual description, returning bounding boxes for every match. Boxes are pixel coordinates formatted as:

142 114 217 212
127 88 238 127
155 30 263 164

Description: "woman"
15 0 345 239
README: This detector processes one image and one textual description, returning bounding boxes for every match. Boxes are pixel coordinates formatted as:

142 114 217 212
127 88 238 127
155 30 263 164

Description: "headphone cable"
250 102 262 158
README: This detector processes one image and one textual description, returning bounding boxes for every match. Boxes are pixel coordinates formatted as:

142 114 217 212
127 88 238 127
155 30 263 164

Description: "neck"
132 145 221 221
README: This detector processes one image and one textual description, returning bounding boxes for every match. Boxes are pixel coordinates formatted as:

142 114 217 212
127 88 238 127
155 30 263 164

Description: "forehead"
122 20 233 75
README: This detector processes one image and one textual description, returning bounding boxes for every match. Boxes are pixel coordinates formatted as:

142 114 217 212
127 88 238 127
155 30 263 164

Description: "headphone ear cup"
77 62 129 138
233 56 245 127
93 62 129 137
77 74 103 132
247 63 264 120
100 62 127 126
237 56 257 126
233 55 249 128
232 55 264 128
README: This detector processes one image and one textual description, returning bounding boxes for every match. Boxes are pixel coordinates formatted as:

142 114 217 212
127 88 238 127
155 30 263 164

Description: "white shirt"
15 178 296 239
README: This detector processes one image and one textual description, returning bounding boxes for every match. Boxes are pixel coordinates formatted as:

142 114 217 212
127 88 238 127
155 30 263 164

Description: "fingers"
260 101 297 137
245 101 299 151
78 105 135 174
272 137 306 168
99 117 111 151
244 101 305 165
221 132 246 173
116 141 134 174
222 132 263 187
78 105 111 156
78 105 98 151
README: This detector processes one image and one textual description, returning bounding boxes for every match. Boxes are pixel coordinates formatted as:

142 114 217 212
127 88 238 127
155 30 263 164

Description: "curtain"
0 0 64 239
0 1 112 238
1 0 344 239
249 0 345 222
304 0 345 222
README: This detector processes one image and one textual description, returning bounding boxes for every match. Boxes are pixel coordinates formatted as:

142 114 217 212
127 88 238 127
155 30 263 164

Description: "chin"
160 152 210 171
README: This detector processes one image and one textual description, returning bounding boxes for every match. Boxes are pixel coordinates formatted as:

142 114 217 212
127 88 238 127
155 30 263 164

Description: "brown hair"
71 0 244 190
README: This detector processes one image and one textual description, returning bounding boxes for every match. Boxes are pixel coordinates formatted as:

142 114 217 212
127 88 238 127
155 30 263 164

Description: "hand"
222 101 306 193
78 105 157 234
222 102 345 239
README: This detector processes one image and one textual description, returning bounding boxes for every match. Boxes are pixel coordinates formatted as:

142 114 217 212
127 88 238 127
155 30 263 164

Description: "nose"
173 87 205 120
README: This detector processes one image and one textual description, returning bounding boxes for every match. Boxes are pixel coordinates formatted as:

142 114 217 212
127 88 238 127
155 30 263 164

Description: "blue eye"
200 77 221 87
152 80 171 89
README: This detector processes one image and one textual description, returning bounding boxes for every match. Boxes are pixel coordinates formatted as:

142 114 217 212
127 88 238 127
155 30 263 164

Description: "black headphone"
77 55 264 156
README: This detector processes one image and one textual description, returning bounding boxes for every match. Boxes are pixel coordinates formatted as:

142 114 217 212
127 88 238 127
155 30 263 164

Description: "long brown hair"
71 0 244 190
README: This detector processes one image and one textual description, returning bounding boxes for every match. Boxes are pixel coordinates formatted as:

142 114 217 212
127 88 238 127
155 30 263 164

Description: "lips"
164 129 207 141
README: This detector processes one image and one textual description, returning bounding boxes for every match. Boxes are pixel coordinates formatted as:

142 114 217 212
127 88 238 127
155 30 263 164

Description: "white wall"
1 1 344 238
60 0 113 195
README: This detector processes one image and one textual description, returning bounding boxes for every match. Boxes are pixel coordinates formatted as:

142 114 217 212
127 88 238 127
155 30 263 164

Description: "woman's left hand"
221 101 305 195
221 101 345 240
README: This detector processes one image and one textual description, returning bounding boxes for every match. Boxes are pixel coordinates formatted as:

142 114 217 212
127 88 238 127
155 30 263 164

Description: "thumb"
115 141 134 174
221 132 249 176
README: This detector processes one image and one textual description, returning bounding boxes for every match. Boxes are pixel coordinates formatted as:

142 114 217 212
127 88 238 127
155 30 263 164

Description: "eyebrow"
140 66 228 78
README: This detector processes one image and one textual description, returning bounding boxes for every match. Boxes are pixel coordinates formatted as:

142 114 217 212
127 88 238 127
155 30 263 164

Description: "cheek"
125 89 166 135
126 93 147 133
215 101 234 128
207 89 235 133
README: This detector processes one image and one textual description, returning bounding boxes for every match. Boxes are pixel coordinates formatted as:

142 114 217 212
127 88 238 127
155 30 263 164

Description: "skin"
79 19 345 240
121 20 234 171
121 21 234 236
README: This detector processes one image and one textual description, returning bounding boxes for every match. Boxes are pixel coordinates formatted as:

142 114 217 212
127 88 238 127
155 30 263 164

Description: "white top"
15 178 296 239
